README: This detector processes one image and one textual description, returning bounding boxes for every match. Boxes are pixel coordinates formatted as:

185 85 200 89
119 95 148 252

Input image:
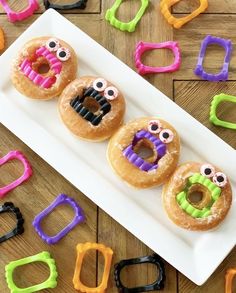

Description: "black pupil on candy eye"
151 124 158 131
108 90 114 96
162 132 169 139
49 42 56 48
217 176 224 183
96 82 103 88
205 168 212 175
59 51 66 58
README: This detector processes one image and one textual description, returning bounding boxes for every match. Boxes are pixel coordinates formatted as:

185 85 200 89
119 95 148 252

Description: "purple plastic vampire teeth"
122 130 166 172
32 194 85 245
194 35 232 82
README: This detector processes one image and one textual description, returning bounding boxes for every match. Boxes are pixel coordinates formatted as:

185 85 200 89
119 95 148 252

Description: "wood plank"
172 0 236 13
174 80 236 292
0 0 101 14
173 14 236 80
174 80 236 149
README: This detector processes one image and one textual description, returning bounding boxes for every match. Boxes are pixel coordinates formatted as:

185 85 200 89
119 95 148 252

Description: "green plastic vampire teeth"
210 93 236 130
5 251 58 293
105 0 149 33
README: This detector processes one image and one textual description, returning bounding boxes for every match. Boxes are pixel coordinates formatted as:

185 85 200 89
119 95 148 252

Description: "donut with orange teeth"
12 37 77 100
107 117 180 188
162 162 232 231
58 76 126 141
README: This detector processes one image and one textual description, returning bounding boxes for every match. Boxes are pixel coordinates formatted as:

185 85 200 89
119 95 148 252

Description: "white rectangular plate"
0 9 235 286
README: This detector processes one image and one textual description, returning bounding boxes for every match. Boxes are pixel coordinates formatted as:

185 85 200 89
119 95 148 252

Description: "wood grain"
0 0 236 292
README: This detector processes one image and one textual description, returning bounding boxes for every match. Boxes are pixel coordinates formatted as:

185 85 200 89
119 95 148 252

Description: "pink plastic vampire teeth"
20 38 71 89
0 151 32 198
134 41 181 75
0 0 39 23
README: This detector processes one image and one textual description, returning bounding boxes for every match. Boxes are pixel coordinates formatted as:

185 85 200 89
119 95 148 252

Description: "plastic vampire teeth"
105 0 149 32
0 150 32 198
73 242 113 293
114 253 166 292
0 202 24 244
194 35 232 82
43 0 87 10
225 268 236 293
0 27 4 50
135 41 181 75
70 85 112 126
5 251 58 292
160 0 208 29
210 94 236 130
33 194 85 244
0 0 39 22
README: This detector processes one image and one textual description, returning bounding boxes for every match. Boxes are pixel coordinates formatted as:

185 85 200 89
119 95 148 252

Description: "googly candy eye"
200 164 215 178
159 129 174 143
213 172 227 187
104 86 119 100
46 38 60 52
93 78 108 92
56 47 71 61
148 120 162 134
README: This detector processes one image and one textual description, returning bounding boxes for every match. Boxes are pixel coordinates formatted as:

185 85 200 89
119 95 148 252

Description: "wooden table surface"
0 1 236 292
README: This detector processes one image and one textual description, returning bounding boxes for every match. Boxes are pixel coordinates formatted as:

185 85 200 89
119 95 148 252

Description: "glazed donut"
58 76 126 141
12 37 77 100
162 162 232 231
107 117 180 188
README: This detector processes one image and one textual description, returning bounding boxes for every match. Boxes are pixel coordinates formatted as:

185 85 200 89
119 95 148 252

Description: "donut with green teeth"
162 162 232 231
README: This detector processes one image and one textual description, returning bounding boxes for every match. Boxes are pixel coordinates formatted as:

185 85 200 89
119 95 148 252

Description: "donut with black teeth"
107 117 180 188
162 162 232 231
12 37 77 100
58 76 126 141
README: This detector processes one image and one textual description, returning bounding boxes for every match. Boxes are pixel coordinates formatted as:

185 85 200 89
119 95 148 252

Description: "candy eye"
46 38 60 52
213 172 227 187
93 78 107 92
56 47 71 61
159 129 174 144
104 86 119 100
200 164 215 178
148 120 162 134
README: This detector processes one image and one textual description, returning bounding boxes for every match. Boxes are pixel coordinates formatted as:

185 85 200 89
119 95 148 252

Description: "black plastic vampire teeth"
43 0 87 10
70 87 111 126
114 253 166 292
0 202 24 244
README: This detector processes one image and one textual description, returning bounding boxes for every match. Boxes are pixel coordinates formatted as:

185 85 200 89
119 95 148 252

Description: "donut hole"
187 184 212 209
133 139 157 163
83 97 100 114
32 58 51 76
188 191 203 204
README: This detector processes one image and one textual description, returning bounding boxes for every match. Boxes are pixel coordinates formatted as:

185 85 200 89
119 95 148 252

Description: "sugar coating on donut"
162 162 232 231
107 117 180 188
58 76 126 142
11 36 78 100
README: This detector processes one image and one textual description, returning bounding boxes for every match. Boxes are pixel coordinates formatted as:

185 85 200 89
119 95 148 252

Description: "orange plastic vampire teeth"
160 0 208 29
225 268 236 293
0 27 5 51
73 242 113 293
